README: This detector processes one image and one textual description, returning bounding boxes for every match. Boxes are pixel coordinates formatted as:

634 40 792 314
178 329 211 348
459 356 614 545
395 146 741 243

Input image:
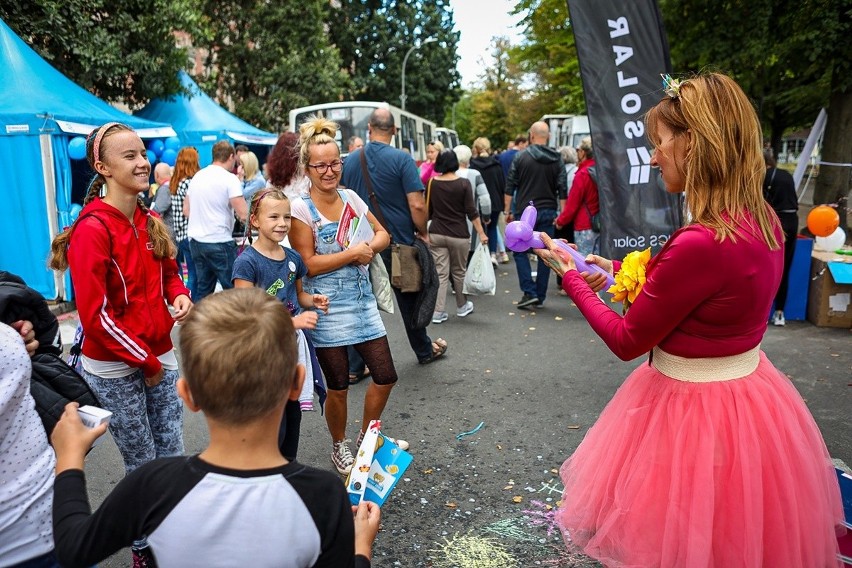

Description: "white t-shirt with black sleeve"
52 456 370 568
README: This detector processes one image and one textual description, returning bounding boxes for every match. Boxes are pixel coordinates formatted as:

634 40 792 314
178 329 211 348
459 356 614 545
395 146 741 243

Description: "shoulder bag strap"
426 177 433 214
359 147 390 235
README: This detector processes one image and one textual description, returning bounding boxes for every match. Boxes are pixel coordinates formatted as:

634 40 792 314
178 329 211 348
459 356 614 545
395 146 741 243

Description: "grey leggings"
82 369 184 473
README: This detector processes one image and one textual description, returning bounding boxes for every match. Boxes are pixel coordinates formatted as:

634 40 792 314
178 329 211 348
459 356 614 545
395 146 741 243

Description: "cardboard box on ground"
807 249 852 328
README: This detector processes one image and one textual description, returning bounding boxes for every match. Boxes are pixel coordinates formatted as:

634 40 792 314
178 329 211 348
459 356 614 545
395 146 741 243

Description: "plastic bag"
369 255 395 313
463 244 496 296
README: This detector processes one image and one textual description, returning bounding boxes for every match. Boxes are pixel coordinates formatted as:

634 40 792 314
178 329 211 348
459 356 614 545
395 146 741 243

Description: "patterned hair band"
91 122 121 163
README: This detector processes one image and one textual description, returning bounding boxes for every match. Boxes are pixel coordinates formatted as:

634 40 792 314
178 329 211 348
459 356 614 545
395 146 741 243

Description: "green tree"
1 0 206 106
660 0 827 153
468 37 524 147
328 0 461 124
511 0 585 117
661 0 851 227
196 0 350 133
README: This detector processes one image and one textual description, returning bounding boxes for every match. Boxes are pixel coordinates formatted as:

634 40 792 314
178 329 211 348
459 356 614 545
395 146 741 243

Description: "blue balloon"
69 203 83 222
160 148 178 167
146 150 157 164
164 136 181 151
68 136 87 160
147 139 165 157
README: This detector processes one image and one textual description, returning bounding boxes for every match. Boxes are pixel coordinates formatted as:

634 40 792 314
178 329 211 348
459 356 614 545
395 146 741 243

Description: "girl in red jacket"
50 123 192 474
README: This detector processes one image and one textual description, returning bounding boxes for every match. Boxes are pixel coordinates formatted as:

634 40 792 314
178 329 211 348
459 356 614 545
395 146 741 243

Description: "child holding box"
50 288 379 567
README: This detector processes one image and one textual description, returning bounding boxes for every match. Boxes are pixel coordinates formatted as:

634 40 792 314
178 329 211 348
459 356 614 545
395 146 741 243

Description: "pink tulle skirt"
558 352 844 567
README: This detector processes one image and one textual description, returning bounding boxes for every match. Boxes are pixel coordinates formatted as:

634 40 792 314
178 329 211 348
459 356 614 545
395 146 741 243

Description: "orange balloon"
807 205 839 237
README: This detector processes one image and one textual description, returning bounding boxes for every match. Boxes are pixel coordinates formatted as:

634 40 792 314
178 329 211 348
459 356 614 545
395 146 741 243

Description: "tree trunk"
813 74 852 231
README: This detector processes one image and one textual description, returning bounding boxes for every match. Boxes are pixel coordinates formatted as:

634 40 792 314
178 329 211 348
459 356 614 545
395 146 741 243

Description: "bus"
435 127 459 150
288 101 436 162
541 114 590 149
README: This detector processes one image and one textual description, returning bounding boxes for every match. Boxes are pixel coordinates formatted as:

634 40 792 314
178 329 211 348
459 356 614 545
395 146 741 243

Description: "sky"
449 0 525 88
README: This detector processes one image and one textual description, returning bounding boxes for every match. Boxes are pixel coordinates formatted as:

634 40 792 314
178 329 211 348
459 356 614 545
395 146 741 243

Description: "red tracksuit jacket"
68 198 189 377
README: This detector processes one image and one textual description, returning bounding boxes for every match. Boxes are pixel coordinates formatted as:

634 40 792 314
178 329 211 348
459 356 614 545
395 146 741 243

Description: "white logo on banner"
626 147 652 184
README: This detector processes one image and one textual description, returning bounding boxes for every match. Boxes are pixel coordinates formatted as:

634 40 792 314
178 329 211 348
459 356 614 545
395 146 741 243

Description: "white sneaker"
388 436 410 451
457 301 474 317
331 440 354 475
432 311 448 324
356 430 410 452
490 253 499 267
772 310 785 326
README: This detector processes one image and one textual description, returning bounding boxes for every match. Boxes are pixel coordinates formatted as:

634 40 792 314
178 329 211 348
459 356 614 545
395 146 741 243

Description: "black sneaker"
517 294 539 309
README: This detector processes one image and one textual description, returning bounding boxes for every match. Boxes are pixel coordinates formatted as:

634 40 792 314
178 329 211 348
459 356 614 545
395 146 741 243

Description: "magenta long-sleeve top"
563 217 783 361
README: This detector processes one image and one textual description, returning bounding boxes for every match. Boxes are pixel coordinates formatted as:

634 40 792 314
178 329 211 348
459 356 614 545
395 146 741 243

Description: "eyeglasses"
307 160 343 174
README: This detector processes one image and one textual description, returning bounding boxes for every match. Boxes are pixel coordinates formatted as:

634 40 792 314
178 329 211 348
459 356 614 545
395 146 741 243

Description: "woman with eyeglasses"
289 115 409 477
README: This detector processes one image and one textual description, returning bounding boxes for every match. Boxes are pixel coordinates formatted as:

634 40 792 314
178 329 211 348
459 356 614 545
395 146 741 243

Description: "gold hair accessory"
661 74 683 99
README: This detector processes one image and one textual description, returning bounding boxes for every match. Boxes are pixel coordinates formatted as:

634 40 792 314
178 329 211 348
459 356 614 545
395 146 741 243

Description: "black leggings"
317 336 398 391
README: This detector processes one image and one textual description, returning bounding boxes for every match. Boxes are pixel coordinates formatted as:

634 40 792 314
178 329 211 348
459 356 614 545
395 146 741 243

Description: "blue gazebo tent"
136 71 277 166
0 18 176 300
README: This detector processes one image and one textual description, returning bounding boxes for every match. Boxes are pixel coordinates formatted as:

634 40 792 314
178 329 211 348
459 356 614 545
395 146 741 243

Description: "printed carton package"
347 420 412 506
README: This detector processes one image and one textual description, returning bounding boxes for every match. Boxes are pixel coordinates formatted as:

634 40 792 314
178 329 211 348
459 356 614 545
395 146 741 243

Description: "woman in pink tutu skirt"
535 72 844 567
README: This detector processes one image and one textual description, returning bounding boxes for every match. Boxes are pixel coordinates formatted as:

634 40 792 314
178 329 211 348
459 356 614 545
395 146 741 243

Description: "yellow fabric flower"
607 248 651 310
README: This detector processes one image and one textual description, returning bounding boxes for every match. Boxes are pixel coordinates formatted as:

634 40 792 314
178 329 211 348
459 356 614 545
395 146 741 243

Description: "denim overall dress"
302 190 386 348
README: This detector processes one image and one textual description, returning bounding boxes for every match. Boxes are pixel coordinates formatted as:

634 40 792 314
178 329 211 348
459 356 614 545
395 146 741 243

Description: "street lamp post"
401 37 437 111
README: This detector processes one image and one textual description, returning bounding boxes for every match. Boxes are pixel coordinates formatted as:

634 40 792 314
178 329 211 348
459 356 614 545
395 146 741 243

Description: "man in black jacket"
504 122 567 309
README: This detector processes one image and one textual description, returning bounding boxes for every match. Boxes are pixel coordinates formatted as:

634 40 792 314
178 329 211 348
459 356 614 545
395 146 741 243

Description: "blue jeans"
82 369 184 473
486 211 501 254
574 229 599 257
8 551 60 568
513 208 557 302
177 238 197 300
189 239 236 301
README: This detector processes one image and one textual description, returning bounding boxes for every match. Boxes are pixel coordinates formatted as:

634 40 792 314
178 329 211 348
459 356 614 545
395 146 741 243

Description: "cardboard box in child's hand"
807 250 852 329
347 420 412 506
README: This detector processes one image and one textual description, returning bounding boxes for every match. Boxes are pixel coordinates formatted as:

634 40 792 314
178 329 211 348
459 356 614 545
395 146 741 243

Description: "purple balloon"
520 204 537 227
505 221 544 251
505 202 615 287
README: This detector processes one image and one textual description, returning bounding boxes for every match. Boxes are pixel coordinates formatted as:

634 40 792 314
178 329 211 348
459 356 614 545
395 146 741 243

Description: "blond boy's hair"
179 288 297 424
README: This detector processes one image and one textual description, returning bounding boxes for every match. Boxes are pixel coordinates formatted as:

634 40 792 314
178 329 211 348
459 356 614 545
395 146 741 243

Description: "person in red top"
554 136 599 256
536 73 843 567
50 123 192 477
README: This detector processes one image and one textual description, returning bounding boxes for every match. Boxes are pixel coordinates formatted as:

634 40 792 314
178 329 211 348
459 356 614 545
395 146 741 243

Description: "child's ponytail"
48 173 106 270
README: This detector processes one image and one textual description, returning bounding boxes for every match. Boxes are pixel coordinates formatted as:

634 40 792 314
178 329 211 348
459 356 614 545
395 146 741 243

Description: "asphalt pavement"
67 256 850 568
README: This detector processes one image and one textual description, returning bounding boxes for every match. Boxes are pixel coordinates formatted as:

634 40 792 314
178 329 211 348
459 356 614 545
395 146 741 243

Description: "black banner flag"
566 0 683 259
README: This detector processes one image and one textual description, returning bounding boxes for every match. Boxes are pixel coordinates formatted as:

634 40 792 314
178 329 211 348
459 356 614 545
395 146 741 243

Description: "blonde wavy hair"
646 72 779 248
297 115 339 169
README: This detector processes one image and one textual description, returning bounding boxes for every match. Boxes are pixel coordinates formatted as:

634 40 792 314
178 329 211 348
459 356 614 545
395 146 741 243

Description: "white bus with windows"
541 114 590 149
288 101 436 162
435 127 459 150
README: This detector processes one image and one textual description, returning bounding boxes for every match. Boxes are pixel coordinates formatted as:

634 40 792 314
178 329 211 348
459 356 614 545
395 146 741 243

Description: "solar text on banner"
566 0 683 258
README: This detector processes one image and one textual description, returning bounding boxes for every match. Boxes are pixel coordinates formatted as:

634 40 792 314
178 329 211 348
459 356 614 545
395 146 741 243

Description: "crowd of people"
0 71 844 567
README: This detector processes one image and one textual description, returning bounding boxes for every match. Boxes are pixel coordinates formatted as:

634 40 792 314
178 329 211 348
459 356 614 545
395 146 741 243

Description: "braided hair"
49 123 176 270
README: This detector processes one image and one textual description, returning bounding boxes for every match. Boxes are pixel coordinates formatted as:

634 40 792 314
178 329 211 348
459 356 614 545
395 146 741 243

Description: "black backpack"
31 352 101 438
0 271 100 438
